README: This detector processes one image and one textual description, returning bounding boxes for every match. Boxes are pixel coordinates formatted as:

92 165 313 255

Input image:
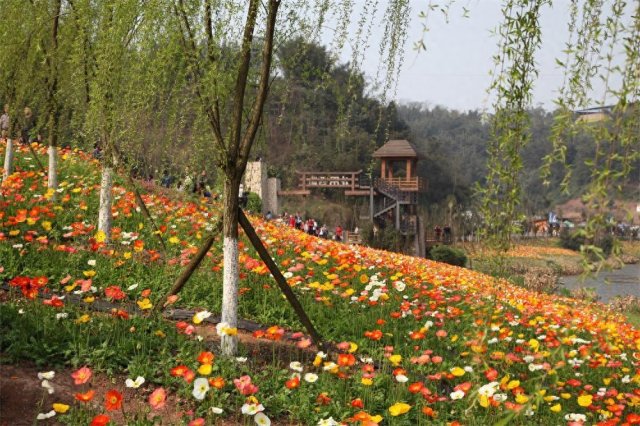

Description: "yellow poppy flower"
388 402 411 416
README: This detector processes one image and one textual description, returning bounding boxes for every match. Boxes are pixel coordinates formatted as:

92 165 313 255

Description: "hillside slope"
1 142 639 425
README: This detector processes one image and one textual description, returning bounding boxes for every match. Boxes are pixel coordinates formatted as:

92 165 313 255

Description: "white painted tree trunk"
98 166 113 240
221 235 239 356
220 176 241 356
47 145 58 189
2 139 13 180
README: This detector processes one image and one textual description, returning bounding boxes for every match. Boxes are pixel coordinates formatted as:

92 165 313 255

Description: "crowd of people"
272 212 344 241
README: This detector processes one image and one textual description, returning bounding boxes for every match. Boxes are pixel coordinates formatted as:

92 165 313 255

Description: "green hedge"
428 245 467 267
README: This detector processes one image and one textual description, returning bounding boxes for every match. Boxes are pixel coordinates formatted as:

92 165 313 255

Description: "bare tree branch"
228 0 260 169
173 0 226 153
238 0 280 173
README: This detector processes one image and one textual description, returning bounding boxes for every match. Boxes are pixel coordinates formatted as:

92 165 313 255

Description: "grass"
1 141 639 426
625 310 640 329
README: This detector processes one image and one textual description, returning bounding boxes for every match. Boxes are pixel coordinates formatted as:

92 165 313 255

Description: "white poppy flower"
37 371 55 380
125 376 145 388
192 377 210 400
36 410 56 420
304 373 318 383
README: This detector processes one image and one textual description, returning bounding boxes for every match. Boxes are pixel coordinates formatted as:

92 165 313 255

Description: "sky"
322 0 632 112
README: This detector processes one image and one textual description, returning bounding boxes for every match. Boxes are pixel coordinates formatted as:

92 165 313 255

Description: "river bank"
463 239 640 327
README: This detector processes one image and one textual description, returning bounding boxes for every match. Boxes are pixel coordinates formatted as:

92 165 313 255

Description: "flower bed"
1 142 639 425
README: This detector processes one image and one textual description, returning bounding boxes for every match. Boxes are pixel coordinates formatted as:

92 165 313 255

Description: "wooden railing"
375 177 426 192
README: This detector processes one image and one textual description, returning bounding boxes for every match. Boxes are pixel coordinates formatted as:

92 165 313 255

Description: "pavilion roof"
372 139 419 158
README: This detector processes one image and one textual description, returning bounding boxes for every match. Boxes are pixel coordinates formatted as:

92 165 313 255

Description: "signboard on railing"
297 171 363 189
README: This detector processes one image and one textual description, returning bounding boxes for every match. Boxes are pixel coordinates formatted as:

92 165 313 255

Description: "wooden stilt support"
27 143 46 173
110 142 168 252
128 175 168 252
238 208 326 352
154 217 222 312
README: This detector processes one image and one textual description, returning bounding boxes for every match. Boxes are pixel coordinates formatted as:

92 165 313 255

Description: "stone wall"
264 177 280 216
243 161 280 215
244 161 267 212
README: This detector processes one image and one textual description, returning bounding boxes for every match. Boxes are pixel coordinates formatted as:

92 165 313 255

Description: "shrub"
559 229 584 251
245 192 262 214
560 230 614 257
428 245 467 267
596 234 614 256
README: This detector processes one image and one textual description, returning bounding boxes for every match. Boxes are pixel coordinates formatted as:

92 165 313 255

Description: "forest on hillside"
255 40 638 217
2 32 636 218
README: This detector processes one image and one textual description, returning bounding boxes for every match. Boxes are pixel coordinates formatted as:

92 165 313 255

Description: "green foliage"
428 245 468 267
598 234 615 257
262 38 410 192
361 223 404 252
245 192 262 214
559 229 614 257
559 229 584 252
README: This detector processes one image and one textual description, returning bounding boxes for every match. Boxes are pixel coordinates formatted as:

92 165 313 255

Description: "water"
560 263 640 302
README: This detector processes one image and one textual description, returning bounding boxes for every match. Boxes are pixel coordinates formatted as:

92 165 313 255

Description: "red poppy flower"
485 368 499 381
197 351 214 365
364 330 383 341
110 309 129 319
43 295 64 308
285 376 300 389
90 414 110 426
408 381 425 394
625 413 640 424
170 365 190 377
316 392 332 405
422 406 436 417
351 398 364 408
104 389 123 411
104 286 126 301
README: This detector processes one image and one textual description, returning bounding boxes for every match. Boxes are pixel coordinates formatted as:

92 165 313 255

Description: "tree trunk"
2 139 13 180
47 145 57 189
46 0 61 191
221 175 241 356
98 165 113 240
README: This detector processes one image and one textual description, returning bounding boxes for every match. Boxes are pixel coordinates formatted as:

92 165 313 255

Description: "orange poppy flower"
337 353 356 367
75 389 96 403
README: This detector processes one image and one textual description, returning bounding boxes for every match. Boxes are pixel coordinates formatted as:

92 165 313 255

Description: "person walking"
20 107 38 144
0 104 9 139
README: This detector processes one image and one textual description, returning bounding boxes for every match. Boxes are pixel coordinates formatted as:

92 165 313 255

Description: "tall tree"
83 1 144 241
172 0 282 355
45 0 63 190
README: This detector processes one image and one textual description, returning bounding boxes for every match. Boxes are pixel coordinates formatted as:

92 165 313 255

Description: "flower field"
1 141 639 425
